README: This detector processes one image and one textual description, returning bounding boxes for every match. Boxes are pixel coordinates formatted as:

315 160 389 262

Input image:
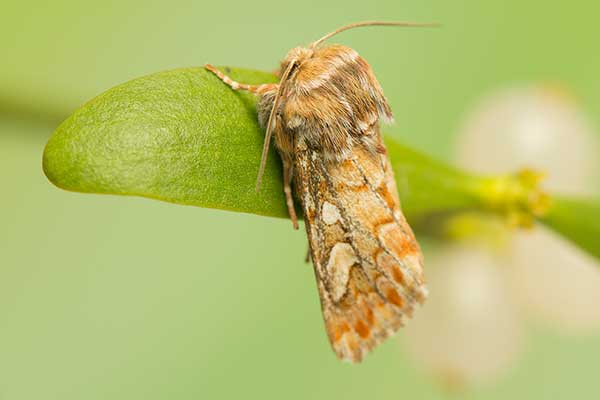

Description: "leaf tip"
42 134 60 185
42 126 73 192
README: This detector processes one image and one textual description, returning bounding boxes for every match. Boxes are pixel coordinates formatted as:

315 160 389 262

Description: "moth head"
279 46 314 78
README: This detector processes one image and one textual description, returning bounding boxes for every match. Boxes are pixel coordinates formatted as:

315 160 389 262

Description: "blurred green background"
2 1 599 399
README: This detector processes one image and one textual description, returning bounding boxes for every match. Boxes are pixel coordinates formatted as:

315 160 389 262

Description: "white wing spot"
322 201 342 225
326 243 358 301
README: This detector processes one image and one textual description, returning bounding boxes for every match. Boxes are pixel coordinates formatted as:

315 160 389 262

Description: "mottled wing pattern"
294 128 427 362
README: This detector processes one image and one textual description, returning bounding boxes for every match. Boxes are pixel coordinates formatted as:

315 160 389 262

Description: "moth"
206 21 432 362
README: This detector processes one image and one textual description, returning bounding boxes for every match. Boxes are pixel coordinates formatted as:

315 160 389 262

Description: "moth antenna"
310 20 439 48
255 59 298 192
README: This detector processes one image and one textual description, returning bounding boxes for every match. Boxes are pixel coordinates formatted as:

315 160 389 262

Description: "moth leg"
283 161 299 230
205 64 277 94
304 246 312 263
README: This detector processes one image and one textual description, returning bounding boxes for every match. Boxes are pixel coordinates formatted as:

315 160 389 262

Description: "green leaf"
43 67 286 218
540 196 600 259
42 66 599 262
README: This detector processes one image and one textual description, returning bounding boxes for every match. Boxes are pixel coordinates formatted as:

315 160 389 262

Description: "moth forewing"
294 130 426 362
205 21 431 362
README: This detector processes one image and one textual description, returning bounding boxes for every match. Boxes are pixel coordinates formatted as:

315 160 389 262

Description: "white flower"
508 227 600 334
403 85 600 387
456 85 598 195
404 243 523 388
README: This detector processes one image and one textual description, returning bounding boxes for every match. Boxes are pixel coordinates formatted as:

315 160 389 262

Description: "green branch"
0 94 68 127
